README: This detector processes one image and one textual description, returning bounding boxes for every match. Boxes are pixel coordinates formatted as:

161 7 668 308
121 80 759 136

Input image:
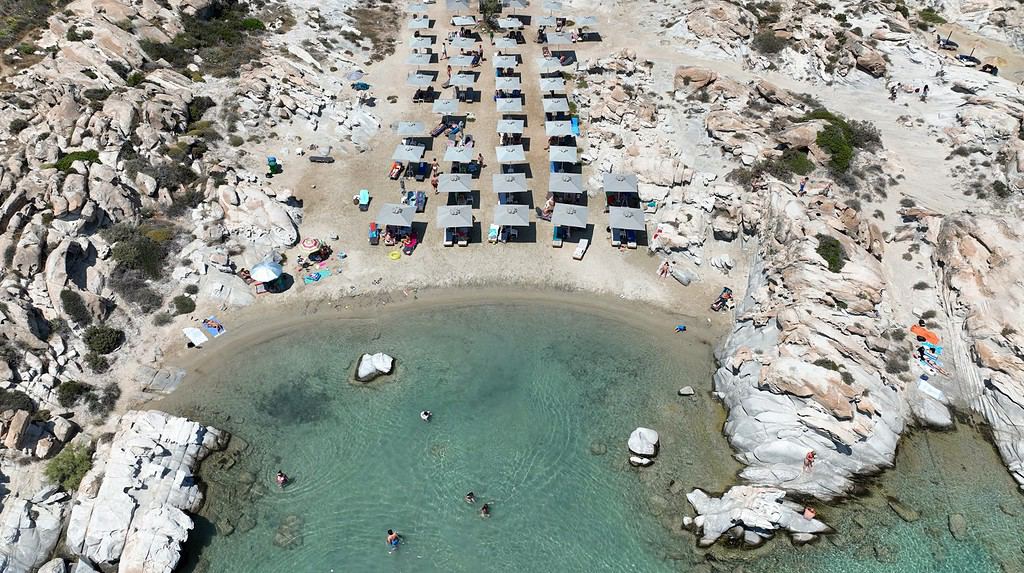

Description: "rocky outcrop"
686 486 832 546
0 486 69 573
66 410 226 573
355 353 394 382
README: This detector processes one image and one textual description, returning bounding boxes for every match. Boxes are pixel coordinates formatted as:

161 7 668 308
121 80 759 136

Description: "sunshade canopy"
538 77 566 92
496 97 524 112
545 120 573 137
408 18 430 29
608 206 646 231
392 144 426 162
377 203 416 227
549 173 583 194
450 36 476 49
543 0 564 12
503 0 528 9
542 97 570 113
406 72 434 86
536 57 563 71
496 119 525 134
443 145 474 163
493 204 531 226
603 172 639 193
250 261 283 282
551 203 588 228
495 76 522 90
493 173 528 193
549 145 577 163
432 98 460 114
450 72 476 87
406 53 433 65
536 16 557 26
576 16 598 27
494 37 518 49
493 54 519 68
437 205 473 228
409 36 433 49
407 3 429 13
438 173 474 193
446 0 470 11
546 32 573 45
451 15 477 26
497 17 524 29
396 121 426 137
495 145 527 163
448 55 476 67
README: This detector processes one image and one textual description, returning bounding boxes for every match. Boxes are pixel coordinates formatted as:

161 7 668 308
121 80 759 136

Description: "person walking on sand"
477 153 485 169
442 43 448 60
447 64 452 79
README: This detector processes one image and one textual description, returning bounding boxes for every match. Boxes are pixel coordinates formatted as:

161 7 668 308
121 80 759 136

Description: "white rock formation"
66 411 226 573
627 427 660 457
687 486 832 547
0 486 68 573
355 352 395 382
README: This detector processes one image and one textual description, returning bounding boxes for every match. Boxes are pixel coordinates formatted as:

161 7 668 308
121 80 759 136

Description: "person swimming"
480 503 490 518
275 470 288 489
420 410 432 422
464 492 476 504
386 529 400 553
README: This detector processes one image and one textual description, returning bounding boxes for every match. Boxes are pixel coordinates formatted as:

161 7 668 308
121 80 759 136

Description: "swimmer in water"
420 410 432 422
464 491 476 504
480 503 491 518
275 470 288 489
386 529 400 553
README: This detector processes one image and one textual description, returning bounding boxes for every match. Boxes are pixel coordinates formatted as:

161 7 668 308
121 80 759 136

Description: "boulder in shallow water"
355 352 394 382
629 456 653 467
887 496 920 522
628 427 659 456
678 386 695 396
948 513 968 541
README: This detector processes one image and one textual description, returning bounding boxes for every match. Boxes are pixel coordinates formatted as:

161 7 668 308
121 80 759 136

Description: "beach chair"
389 162 403 179
415 191 427 212
415 162 429 182
499 226 509 243
509 228 519 241
626 230 638 249
488 224 499 243
552 226 563 248
431 121 447 137
571 116 580 136
403 236 418 256
573 238 589 260
611 228 621 247
404 190 415 206
359 189 370 211
444 227 454 247
457 229 469 247
368 221 380 245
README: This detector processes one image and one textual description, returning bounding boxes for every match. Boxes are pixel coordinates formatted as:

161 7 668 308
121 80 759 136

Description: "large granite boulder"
355 353 394 382
627 427 659 457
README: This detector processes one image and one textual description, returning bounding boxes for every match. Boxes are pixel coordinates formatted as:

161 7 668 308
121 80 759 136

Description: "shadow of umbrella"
266 274 295 293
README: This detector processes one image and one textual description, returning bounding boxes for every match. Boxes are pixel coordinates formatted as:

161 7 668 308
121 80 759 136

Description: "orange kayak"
910 324 940 344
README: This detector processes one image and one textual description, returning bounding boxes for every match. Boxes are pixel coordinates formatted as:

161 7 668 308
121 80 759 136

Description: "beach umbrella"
495 76 522 90
493 54 519 68
377 203 415 227
537 16 557 26
446 0 470 12
493 204 531 226
408 17 431 30
549 146 577 163
406 72 434 86
542 97 570 113
300 238 321 253
250 261 284 282
497 17 524 29
437 205 473 228
432 98 460 114
450 36 476 50
495 145 526 163
539 76 566 93
450 72 476 87
608 206 646 231
438 173 473 193
494 37 518 49
496 119 525 134
452 15 477 26
543 0 564 13
406 52 433 65
407 3 429 13
493 173 528 193
536 57 562 72
443 145 475 163
603 172 639 194
182 327 209 347
545 120 573 137
496 97 524 113
392 144 426 162
551 203 588 228
410 36 433 49
549 173 583 194
546 32 573 45
448 55 476 67
576 16 598 28
396 121 426 137
345 70 365 81
503 0 528 12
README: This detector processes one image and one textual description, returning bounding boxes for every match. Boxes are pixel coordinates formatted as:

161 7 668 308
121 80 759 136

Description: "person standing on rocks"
803 451 815 471
798 177 809 195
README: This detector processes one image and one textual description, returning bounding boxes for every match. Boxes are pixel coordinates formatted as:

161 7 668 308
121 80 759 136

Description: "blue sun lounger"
571 116 579 136
359 189 370 211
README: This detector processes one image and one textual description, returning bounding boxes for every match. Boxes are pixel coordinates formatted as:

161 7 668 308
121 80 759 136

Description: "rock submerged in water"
678 386 695 396
948 513 968 541
355 352 395 382
886 496 920 522
628 427 660 457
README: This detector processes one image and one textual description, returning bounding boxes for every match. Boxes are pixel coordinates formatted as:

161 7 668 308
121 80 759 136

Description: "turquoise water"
163 303 1024 572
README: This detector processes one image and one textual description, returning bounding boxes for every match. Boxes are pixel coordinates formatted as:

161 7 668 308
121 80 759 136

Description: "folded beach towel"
303 268 333 284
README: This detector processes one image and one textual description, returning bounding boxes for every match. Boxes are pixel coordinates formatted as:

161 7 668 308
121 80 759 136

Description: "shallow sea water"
162 303 1024 573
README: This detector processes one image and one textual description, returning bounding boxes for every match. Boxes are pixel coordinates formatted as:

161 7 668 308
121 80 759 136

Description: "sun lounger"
488 224 499 243
626 230 637 249
368 221 380 245
415 161 429 182
571 117 580 136
457 229 469 247
359 189 370 211
611 229 621 247
573 238 589 260
431 122 448 137
415 191 427 212
389 162 403 179
444 227 454 247
499 226 509 243
552 226 563 247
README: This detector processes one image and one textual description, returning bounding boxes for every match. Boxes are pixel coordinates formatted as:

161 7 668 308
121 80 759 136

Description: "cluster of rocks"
685 486 832 546
1 408 79 460
354 352 394 382
0 485 70 572
627 426 659 467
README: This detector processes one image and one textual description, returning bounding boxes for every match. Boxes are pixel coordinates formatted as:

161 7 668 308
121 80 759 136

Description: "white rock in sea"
678 386 695 396
629 456 654 467
355 352 395 382
65 411 226 573
628 427 659 457
687 486 832 547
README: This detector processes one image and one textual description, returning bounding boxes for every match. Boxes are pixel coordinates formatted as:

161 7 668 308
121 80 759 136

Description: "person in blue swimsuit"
387 529 400 553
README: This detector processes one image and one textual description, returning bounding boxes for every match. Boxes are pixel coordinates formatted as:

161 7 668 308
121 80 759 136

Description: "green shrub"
172 295 196 315
188 97 217 123
56 380 93 407
992 180 1011 199
9 118 30 134
817 124 855 172
815 233 847 273
752 31 787 54
912 281 930 290
228 134 244 146
66 26 93 42
184 284 199 295
45 444 92 490
781 149 814 175
165 188 205 217
60 289 92 326
83 325 125 355
0 388 35 412
152 312 173 326
54 150 99 173
85 383 121 416
84 352 109 373
813 358 839 371
106 59 130 78
126 71 145 87
921 310 938 319
919 8 946 24
108 267 163 312
83 88 111 102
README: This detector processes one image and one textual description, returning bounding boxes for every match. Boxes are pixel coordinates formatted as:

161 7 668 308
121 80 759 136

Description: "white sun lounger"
573 238 589 260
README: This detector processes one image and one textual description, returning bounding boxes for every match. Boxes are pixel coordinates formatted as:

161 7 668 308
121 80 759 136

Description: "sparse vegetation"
84 352 109 373
798 109 881 173
104 222 175 278
172 295 196 315
139 4 267 78
918 8 946 25
82 325 125 355
0 388 35 412
54 150 100 173
751 30 787 54
152 312 174 326
815 233 847 273
9 118 30 134
45 444 92 490
921 310 938 320
60 289 92 325
56 380 92 407
184 284 200 295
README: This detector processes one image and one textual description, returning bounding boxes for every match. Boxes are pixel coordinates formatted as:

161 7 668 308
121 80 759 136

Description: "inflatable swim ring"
389 251 402 260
